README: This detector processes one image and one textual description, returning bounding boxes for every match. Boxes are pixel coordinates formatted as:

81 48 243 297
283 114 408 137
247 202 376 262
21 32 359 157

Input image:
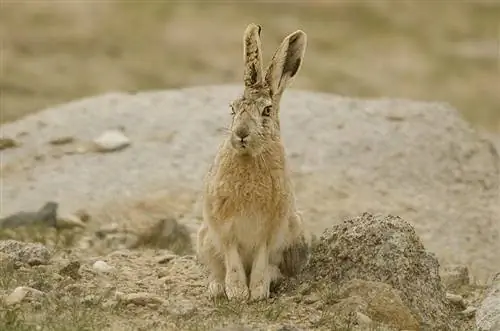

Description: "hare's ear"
243 23 264 88
264 30 307 98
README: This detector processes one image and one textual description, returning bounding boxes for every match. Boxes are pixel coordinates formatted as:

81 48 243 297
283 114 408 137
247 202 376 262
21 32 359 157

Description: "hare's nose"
235 127 249 140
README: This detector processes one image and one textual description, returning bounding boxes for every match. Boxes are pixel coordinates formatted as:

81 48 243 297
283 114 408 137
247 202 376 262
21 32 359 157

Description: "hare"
196 23 311 301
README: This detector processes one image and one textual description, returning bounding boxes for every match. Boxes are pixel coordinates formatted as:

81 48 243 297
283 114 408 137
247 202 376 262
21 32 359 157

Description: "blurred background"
1 0 499 131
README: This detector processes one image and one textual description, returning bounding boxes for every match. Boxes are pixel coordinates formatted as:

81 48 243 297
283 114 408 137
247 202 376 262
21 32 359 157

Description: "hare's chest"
213 168 279 214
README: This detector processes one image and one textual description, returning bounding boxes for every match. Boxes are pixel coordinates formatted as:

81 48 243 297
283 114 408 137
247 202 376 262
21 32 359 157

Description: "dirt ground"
1 1 499 131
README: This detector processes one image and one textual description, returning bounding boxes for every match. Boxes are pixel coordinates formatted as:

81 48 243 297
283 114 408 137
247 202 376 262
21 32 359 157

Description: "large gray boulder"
1 85 498 279
476 272 500 331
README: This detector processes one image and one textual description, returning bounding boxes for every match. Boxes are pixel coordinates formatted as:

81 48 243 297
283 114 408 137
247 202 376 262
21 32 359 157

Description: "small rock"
446 292 465 307
4 286 44 305
476 272 500 331
0 240 51 266
59 261 81 280
56 214 86 229
92 130 130 152
356 312 373 326
297 283 312 295
81 294 99 305
462 306 477 317
0 137 19 150
49 136 74 145
302 293 320 304
120 292 164 306
92 260 114 274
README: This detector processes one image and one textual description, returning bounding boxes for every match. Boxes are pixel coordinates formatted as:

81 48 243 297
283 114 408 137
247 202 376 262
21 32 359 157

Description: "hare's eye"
262 105 272 117
230 104 236 115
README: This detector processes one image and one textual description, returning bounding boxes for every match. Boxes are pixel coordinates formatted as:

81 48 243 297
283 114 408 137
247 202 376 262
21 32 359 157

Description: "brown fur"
196 23 310 301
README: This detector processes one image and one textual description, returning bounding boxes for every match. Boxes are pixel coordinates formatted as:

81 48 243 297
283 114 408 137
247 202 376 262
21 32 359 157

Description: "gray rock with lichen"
476 272 500 331
0 240 51 266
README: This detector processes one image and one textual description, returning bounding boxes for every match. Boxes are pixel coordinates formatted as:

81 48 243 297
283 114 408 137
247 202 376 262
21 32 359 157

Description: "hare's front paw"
225 281 249 300
249 282 270 301
249 268 271 301
208 280 226 299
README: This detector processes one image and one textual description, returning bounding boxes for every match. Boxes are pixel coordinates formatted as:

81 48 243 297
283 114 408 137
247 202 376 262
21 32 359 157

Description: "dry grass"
0 0 499 131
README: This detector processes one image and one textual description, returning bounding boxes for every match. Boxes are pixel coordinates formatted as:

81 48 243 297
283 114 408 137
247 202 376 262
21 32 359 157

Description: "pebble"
49 136 74 145
462 306 477 317
92 260 114 274
120 292 164 306
356 312 373 326
5 286 44 305
59 261 81 280
446 292 465 307
92 130 130 152
56 213 86 229
302 293 321 304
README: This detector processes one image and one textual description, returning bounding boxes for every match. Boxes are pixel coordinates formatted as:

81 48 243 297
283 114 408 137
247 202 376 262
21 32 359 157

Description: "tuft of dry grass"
0 0 499 131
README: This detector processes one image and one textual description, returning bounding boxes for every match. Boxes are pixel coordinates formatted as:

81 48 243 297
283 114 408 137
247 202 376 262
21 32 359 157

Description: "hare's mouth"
231 136 252 153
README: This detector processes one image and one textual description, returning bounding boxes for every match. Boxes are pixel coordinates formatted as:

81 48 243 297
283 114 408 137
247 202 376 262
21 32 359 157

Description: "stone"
462 306 477 318
476 272 500 331
59 260 81 280
356 312 373 326
92 260 114 274
446 292 465 307
302 293 320 304
92 130 130 152
56 213 86 229
0 240 50 266
120 292 164 306
4 286 44 305
48 136 74 145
